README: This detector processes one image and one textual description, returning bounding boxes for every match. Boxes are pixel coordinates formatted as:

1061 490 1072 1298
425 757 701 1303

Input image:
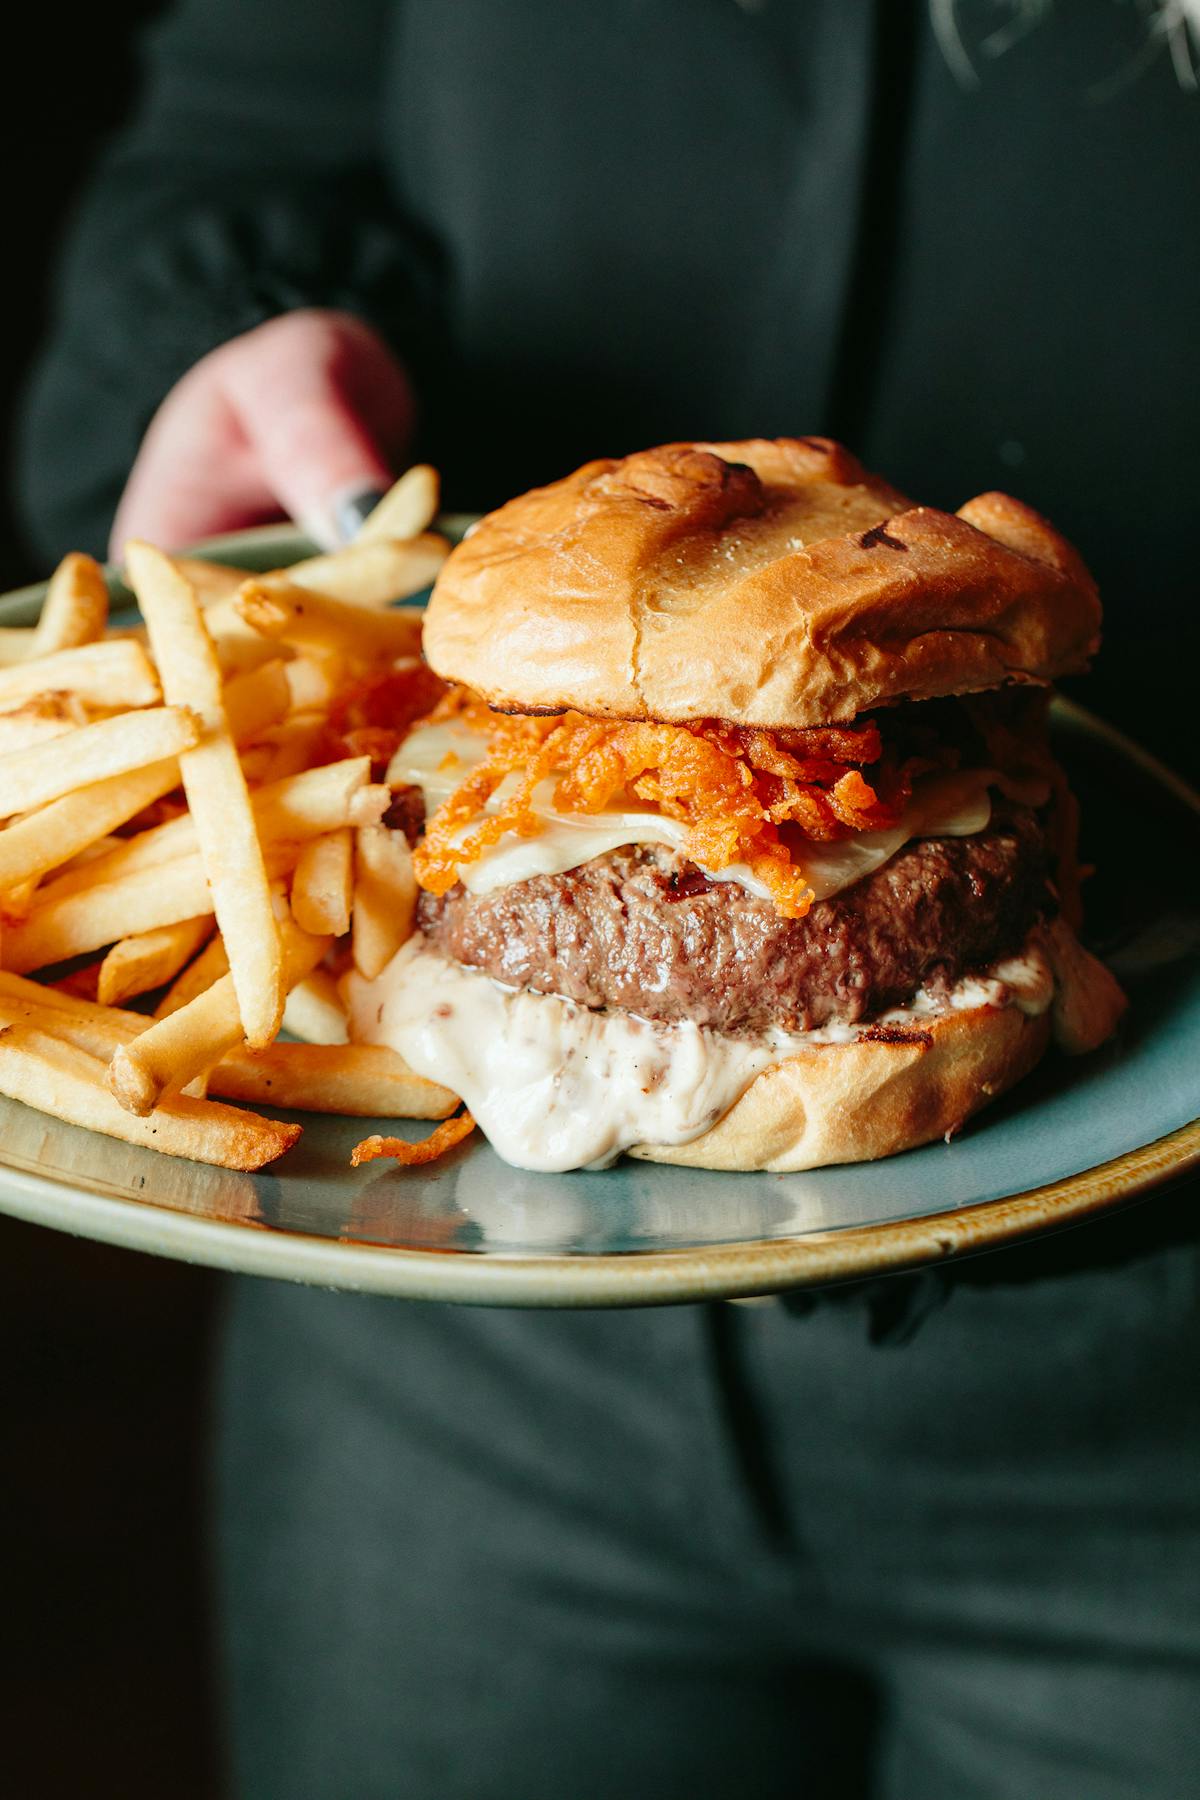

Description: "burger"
345 438 1126 1172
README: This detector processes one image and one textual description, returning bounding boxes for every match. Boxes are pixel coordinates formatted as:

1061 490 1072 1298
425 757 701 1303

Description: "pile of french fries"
0 466 463 1172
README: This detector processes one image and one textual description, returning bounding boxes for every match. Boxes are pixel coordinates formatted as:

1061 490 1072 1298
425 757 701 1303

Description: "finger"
220 317 412 548
109 371 282 560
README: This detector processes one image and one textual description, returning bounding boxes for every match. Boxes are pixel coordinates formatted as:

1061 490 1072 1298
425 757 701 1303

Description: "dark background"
1 8 222 1797
1 11 1195 1798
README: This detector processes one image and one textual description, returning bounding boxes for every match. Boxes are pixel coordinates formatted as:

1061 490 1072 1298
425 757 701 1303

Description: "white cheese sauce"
344 937 1055 1173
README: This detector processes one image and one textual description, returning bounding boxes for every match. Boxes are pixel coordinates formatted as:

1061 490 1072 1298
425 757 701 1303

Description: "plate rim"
1 527 1197 1305
0 1118 1195 1306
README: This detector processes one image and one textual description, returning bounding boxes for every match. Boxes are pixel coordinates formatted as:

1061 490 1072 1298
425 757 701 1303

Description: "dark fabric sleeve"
18 0 442 560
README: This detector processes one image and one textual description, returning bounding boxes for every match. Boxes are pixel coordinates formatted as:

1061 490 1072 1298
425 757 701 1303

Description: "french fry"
235 579 424 660
38 757 379 905
348 786 391 827
1 877 39 923
290 829 353 936
4 855 216 972
281 968 347 1045
107 913 330 1116
4 840 299 974
0 1019 299 1171
0 706 199 820
153 932 229 1018
172 557 254 607
96 916 214 1007
0 479 462 1174
352 825 418 980
0 760 182 894
57 836 124 872
125 543 282 1045
0 639 160 712
235 713 329 785
267 533 448 606
0 968 454 1121
0 700 77 750
222 658 291 742
215 633 296 679
0 629 40 667
199 591 300 678
0 969 143 1058
28 552 108 657
355 465 440 545
50 964 102 1000
282 651 346 714
211 1041 459 1118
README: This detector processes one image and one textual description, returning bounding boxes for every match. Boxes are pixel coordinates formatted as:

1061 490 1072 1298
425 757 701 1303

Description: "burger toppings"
391 687 1051 919
350 1110 477 1168
401 686 973 917
321 660 447 777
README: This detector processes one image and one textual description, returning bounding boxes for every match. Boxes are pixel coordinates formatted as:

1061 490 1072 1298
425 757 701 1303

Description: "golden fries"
153 931 230 1018
126 543 282 1046
355 465 440 545
269 533 449 606
212 1041 458 1118
0 484 469 1174
0 969 142 1058
171 557 254 607
352 825 418 980
0 760 183 895
5 855 221 971
0 1020 299 1170
28 553 108 657
96 916 213 1008
291 829 354 937
0 701 82 752
37 757 380 905
0 639 160 712
0 706 198 819
282 652 346 714
280 968 347 1044
4 837 304 972
235 578 425 661
108 911 330 1116
222 658 292 742
234 713 328 785
0 629 41 667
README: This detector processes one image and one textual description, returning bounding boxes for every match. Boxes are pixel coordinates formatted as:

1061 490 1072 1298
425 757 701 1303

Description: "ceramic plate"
0 529 1196 1306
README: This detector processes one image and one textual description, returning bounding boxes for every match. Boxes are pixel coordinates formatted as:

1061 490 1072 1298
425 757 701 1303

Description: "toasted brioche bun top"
422 437 1101 727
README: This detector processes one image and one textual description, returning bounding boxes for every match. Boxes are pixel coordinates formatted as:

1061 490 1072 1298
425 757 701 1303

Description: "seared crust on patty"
416 807 1053 1035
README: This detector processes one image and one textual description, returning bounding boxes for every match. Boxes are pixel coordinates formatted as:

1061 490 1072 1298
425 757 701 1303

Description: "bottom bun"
629 1001 1053 1174
630 918 1126 1173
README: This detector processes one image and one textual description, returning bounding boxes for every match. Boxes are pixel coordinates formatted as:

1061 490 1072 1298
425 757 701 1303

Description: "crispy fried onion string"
351 1111 477 1168
412 689 919 918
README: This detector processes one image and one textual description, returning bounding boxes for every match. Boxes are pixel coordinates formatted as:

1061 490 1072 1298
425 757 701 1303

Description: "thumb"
220 313 414 547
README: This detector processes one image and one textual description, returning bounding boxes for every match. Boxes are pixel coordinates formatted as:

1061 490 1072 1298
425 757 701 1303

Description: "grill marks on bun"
422 437 1101 729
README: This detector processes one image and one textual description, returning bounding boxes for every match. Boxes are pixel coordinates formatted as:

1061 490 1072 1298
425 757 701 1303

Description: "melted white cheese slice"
389 721 1040 901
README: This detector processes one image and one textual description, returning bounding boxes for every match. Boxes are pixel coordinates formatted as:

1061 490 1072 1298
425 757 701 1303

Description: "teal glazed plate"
0 528 1196 1306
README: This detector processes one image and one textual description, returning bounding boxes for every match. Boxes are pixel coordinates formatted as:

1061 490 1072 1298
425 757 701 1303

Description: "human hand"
109 310 415 559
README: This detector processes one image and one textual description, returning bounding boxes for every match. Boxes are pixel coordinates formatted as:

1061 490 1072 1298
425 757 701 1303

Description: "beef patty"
416 807 1053 1035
